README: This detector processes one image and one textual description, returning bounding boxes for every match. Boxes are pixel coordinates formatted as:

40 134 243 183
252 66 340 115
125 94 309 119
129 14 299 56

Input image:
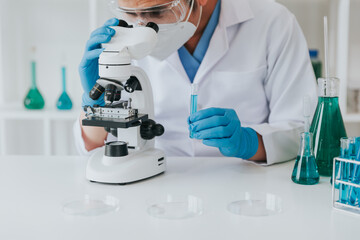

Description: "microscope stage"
82 114 148 128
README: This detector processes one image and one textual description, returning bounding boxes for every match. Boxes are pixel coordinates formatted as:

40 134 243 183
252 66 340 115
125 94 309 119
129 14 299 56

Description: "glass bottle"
291 132 319 185
56 66 73 110
310 78 347 176
24 61 45 109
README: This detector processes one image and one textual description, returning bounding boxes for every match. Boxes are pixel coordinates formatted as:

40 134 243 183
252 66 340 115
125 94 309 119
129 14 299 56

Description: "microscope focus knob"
140 120 165 140
153 124 165 137
105 141 128 157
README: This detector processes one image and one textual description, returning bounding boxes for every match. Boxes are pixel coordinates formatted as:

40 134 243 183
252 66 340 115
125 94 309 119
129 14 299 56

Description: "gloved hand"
79 18 119 107
188 108 259 159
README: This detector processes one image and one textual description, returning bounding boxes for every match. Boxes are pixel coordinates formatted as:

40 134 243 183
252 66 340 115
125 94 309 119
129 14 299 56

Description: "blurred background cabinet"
0 0 359 156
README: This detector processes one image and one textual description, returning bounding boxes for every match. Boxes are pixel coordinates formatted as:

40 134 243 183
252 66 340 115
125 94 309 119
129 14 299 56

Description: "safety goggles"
109 0 193 27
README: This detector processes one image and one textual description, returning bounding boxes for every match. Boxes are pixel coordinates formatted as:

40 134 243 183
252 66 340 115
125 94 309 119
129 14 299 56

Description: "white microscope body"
83 21 166 184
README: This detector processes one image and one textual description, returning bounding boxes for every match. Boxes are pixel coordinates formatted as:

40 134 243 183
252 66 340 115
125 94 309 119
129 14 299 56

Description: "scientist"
74 0 317 165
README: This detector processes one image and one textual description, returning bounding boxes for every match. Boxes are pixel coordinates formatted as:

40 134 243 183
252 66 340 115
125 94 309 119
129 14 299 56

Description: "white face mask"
150 1 202 61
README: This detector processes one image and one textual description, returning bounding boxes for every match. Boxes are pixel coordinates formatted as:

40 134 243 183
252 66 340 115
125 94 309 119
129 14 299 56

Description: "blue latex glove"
79 18 119 107
188 108 259 159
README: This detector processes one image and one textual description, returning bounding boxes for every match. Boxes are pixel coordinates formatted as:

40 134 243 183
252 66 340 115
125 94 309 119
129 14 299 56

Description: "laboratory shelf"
0 104 80 156
0 105 80 120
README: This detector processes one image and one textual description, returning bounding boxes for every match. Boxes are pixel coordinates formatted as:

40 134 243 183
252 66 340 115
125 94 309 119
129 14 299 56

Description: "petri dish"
62 195 120 216
147 194 203 220
227 192 282 217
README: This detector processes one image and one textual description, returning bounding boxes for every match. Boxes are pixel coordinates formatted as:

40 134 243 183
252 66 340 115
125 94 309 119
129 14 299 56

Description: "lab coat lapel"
164 0 255 84
194 25 228 83
194 0 254 83
165 52 191 83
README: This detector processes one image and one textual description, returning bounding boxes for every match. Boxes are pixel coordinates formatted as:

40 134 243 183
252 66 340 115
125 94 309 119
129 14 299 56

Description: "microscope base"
86 147 166 184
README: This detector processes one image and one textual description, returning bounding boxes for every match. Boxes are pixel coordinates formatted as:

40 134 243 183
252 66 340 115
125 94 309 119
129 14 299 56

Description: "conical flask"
24 61 45 109
56 66 73 110
310 78 347 176
292 132 319 185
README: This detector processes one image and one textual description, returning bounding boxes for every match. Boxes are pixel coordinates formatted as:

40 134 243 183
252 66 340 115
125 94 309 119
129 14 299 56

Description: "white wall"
0 0 90 107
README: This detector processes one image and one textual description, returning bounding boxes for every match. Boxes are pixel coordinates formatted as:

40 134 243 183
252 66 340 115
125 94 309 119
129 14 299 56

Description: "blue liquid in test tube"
348 137 360 205
190 84 198 139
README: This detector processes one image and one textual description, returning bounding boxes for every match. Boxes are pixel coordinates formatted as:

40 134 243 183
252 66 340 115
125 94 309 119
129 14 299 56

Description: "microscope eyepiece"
89 83 105 100
146 22 159 33
118 19 129 27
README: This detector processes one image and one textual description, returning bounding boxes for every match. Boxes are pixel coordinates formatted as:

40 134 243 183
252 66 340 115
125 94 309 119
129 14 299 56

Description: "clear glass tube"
338 137 353 203
190 84 198 139
347 137 360 205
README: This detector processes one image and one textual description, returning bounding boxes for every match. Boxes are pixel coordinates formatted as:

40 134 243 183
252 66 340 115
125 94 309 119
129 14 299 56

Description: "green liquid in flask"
291 132 319 185
292 155 319 185
56 66 73 110
310 78 347 176
24 61 45 110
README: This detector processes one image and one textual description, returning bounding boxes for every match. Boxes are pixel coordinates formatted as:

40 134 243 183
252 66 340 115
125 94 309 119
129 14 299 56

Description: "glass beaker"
291 132 319 185
56 66 73 110
24 61 45 110
310 78 347 176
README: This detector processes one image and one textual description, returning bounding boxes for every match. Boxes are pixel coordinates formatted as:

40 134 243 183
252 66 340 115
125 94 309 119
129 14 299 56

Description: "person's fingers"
194 121 237 139
86 34 112 51
103 18 119 27
84 48 104 61
190 108 227 123
203 138 231 148
90 26 115 38
190 115 230 132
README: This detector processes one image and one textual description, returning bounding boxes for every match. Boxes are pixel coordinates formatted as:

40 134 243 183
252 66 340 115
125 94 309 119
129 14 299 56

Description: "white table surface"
0 156 359 240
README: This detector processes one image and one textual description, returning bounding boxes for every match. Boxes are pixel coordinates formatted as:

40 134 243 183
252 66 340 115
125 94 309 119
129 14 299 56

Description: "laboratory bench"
0 155 359 240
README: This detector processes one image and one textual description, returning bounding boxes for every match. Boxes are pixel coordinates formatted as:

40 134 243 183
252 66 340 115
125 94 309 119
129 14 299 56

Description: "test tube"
339 137 353 204
190 84 198 139
348 137 360 205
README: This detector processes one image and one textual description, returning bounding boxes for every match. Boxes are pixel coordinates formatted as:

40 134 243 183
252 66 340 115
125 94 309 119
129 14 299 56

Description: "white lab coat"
74 0 317 165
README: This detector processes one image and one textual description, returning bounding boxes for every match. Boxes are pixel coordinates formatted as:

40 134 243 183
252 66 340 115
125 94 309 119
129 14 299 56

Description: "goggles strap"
185 0 195 22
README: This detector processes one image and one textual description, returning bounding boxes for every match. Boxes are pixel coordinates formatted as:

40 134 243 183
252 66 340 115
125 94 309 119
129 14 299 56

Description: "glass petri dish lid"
147 194 203 220
62 195 120 217
227 192 282 217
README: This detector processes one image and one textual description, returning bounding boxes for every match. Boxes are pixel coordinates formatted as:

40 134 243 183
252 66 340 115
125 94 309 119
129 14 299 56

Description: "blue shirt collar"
178 0 221 82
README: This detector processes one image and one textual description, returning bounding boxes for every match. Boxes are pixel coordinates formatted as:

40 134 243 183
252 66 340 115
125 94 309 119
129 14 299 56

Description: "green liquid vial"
292 132 319 185
56 67 73 110
310 78 347 176
310 49 322 80
24 61 45 110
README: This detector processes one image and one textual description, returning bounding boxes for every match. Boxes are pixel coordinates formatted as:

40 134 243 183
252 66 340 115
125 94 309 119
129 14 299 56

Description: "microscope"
82 20 166 184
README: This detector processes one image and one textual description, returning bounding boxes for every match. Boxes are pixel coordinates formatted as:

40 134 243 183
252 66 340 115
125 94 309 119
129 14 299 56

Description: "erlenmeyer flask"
291 132 319 185
24 61 45 110
310 78 347 176
56 66 73 110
